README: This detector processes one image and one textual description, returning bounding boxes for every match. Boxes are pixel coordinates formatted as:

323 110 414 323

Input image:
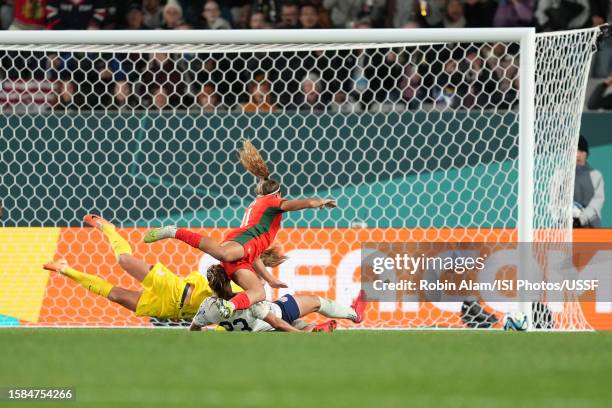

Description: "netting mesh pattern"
530 29 601 331
534 29 600 243
0 29 600 329
1 42 523 233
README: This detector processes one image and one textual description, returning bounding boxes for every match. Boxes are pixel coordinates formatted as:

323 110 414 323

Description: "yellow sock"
62 267 114 298
100 224 132 259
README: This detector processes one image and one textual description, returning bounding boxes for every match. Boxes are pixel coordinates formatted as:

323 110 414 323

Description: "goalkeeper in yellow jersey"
43 214 242 320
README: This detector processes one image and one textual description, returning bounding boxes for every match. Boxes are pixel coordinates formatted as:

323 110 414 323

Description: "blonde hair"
238 139 281 195
239 139 270 180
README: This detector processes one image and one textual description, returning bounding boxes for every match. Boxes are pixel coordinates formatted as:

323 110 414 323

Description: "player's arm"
189 321 203 331
279 198 336 212
262 311 304 333
190 300 213 331
252 302 305 332
253 257 287 289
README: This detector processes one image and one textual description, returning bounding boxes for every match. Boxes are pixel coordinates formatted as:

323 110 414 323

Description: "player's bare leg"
143 226 244 262
106 287 142 312
115 255 151 283
216 268 266 318
43 259 142 312
84 214 150 282
292 291 366 323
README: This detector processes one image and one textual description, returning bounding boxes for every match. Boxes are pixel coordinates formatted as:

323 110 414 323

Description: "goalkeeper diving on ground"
42 215 363 331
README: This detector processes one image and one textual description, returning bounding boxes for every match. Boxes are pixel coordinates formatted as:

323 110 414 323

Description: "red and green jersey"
224 195 286 263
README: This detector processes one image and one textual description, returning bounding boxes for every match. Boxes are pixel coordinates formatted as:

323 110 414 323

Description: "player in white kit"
189 263 366 332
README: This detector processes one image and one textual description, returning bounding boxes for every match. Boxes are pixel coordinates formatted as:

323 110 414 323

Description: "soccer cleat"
144 226 178 243
83 214 115 231
216 298 236 319
43 259 68 274
312 320 337 333
351 289 367 324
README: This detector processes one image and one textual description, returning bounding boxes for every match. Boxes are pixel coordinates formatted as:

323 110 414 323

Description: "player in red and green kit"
143 140 336 318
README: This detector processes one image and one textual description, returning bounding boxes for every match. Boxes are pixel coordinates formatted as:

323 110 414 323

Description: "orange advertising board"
1 227 610 329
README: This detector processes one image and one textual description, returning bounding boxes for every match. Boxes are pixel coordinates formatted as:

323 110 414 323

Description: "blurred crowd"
0 0 609 112
0 0 609 31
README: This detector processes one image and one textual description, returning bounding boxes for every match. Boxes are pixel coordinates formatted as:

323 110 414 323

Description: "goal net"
0 27 603 329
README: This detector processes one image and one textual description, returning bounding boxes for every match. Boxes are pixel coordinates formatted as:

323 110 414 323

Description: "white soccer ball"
503 311 528 331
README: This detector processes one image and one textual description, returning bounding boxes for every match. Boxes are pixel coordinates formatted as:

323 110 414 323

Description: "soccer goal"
0 27 604 330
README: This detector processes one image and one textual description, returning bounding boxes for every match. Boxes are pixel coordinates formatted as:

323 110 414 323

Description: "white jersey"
193 299 283 332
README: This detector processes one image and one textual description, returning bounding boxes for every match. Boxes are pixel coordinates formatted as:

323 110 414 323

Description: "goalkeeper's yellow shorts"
135 263 190 319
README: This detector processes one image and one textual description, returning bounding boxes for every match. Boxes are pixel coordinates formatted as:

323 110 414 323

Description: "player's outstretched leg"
84 214 132 261
43 260 141 312
144 226 244 263
292 290 366 324
84 214 150 282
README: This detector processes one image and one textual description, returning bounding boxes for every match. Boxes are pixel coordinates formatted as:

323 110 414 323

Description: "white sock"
318 297 357 322
292 319 309 330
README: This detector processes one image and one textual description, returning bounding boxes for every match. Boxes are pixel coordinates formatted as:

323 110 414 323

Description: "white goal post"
0 27 604 330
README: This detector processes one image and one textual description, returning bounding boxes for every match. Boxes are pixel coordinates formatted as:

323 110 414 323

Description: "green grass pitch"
1 329 611 407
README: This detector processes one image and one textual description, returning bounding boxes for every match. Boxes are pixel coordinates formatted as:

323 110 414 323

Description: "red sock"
230 292 251 310
175 228 202 249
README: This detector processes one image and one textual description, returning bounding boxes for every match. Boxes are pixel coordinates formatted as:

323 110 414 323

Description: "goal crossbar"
0 28 536 45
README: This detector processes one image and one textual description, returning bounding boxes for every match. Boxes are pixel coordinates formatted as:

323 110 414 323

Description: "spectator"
252 0 280 25
463 0 496 27
109 53 148 86
329 90 362 113
46 0 106 29
8 0 47 30
196 83 223 112
141 53 190 109
434 59 463 108
385 0 417 28
399 64 424 109
352 13 372 29
536 0 590 31
456 46 484 108
249 11 270 28
178 0 204 27
103 0 118 29
365 47 404 104
149 84 169 110
289 72 327 111
123 2 149 29
308 0 332 27
444 0 466 28
242 80 278 112
232 2 252 29
299 3 320 28
143 0 163 29
587 76 612 110
0 1 13 30
276 1 300 28
161 0 184 29
324 0 379 28
590 0 609 26
493 0 535 27
573 135 604 228
198 0 231 29
54 79 81 111
112 81 139 109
